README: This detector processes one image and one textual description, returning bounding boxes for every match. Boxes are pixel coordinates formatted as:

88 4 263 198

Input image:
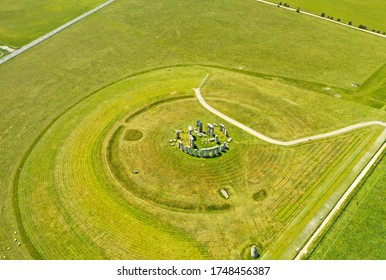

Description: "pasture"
0 0 385 259
309 156 386 260
268 0 386 33
0 0 104 47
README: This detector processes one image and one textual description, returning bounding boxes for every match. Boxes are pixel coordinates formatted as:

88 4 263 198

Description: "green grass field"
309 156 386 260
0 0 104 47
267 0 386 33
0 0 385 260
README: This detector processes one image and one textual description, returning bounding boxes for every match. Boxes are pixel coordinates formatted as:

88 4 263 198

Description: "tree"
348 21 352 25
337 18 340 22
321 12 325 17
296 7 300 13
358 24 367 30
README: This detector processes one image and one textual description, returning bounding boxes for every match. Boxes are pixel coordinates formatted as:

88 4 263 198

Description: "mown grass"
309 155 386 259
268 0 386 33
202 70 386 140
13 68 385 259
0 0 104 47
0 0 385 259
0 48 9 58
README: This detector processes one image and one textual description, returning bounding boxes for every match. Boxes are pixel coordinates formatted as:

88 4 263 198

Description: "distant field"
309 156 386 259
266 0 386 33
0 0 385 260
0 0 104 47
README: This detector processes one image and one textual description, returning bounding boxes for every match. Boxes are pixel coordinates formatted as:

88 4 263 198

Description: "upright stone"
220 143 225 152
194 149 198 156
220 124 224 132
198 121 203 133
223 128 228 136
211 148 216 157
205 149 210 157
215 134 218 143
175 130 180 139
184 146 189 153
189 135 195 147
207 123 214 136
216 146 220 154
200 149 204 157
251 245 259 259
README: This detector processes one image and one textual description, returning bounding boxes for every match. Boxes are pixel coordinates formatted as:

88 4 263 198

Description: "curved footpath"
194 75 386 260
0 0 115 65
193 87 386 146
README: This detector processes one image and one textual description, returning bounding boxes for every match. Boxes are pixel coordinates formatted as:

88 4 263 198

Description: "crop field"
0 0 385 260
309 156 386 260
0 0 104 47
266 0 386 33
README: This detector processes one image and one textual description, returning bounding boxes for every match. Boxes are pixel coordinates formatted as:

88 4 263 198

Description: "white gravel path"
194 86 386 146
0 0 115 65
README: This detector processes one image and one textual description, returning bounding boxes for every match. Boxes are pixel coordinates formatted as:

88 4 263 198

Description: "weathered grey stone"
200 149 204 157
194 149 198 156
215 135 218 143
220 124 224 131
251 245 259 259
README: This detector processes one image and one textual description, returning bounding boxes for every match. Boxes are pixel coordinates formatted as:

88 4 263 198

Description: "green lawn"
267 0 386 33
12 67 386 259
309 155 386 259
0 0 104 47
0 0 385 259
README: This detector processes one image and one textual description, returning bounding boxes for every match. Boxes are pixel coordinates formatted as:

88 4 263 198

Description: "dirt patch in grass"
252 189 268 202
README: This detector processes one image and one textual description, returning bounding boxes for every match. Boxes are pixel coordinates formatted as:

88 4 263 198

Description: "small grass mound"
124 129 143 141
252 190 268 202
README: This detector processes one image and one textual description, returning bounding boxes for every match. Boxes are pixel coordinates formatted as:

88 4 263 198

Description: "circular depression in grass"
124 129 143 141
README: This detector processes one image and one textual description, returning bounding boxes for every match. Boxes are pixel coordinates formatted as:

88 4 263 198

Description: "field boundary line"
294 141 386 259
0 0 115 65
193 83 386 146
255 0 386 39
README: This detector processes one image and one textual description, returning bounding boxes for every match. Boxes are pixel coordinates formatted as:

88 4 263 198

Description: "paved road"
294 140 386 259
193 87 386 146
255 0 386 39
0 0 115 65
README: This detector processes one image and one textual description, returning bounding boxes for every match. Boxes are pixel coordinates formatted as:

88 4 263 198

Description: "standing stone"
189 135 195 147
207 123 214 136
194 149 198 156
220 143 225 152
188 147 193 155
223 128 228 136
175 130 180 139
251 245 259 259
216 146 220 154
215 134 218 143
211 149 216 157
184 146 189 153
220 124 224 132
200 149 204 158
188 125 193 135
205 149 210 157
198 122 203 133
